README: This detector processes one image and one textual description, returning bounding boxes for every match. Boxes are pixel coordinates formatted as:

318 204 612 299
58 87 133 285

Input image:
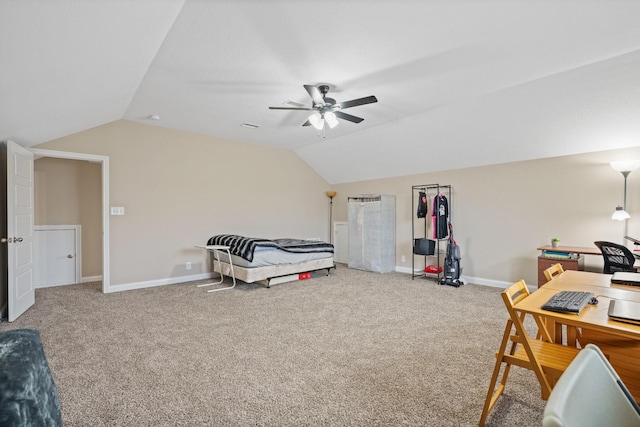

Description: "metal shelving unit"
411 184 452 281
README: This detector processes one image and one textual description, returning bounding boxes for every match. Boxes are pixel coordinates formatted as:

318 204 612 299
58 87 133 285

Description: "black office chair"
594 241 638 274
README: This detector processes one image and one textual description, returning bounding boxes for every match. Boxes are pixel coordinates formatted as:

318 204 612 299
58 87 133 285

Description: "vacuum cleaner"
439 222 464 287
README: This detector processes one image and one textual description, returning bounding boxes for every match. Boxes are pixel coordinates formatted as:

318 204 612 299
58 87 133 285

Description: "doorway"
30 148 110 293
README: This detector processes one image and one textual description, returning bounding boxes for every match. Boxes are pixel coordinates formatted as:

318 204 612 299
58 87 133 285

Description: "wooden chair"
543 263 564 282
478 280 581 426
541 263 570 343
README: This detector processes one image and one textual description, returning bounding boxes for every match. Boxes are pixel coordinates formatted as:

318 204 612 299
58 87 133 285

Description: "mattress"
207 234 334 262
212 246 333 268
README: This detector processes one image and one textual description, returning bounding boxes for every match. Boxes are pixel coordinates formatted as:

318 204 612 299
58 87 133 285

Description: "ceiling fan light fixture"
270 84 377 129
309 112 324 130
324 111 339 129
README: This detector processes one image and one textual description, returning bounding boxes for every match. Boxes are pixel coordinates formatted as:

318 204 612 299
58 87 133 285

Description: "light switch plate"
110 207 125 216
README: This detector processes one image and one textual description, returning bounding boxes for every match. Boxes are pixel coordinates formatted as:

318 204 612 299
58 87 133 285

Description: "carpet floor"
0 265 545 426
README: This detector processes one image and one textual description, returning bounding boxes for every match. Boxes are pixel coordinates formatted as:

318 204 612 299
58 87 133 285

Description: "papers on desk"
608 300 640 326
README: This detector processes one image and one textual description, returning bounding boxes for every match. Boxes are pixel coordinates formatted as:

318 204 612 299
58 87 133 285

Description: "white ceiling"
2 0 640 183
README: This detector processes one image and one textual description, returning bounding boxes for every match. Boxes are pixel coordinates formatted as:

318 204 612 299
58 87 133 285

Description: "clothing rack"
411 184 453 281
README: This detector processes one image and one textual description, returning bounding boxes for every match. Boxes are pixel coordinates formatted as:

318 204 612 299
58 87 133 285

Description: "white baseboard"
459 275 511 289
105 268 514 294
34 275 105 289
106 272 215 293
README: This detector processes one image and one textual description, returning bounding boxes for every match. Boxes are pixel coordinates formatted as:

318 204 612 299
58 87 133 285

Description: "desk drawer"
537 256 583 287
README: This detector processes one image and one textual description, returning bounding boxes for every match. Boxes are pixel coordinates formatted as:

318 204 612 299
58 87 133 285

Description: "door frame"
30 148 111 293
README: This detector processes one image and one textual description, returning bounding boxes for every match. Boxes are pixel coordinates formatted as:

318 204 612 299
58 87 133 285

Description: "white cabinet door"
35 226 80 287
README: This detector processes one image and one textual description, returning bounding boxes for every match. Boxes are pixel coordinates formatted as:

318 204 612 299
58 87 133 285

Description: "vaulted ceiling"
2 1 640 183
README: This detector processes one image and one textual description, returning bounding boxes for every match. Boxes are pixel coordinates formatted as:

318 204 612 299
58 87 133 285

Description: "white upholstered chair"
542 344 640 427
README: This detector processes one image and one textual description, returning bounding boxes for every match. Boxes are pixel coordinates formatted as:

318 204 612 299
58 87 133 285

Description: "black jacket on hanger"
432 193 449 239
417 191 428 218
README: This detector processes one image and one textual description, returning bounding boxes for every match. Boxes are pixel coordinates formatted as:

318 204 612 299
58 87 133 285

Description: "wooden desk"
536 245 601 287
541 270 640 299
518 270 640 400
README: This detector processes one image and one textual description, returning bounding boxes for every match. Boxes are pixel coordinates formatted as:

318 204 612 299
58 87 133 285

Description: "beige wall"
332 147 640 287
34 157 103 278
35 119 640 289
36 120 331 287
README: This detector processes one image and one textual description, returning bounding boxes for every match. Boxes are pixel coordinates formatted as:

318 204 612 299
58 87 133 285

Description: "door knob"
67 254 73 259
15 237 23 242
1 238 8 243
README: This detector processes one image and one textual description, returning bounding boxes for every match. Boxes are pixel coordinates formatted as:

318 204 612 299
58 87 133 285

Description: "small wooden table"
518 270 640 400
195 245 236 292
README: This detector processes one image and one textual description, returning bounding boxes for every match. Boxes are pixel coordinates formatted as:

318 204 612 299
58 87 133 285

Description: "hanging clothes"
432 193 449 239
417 191 428 218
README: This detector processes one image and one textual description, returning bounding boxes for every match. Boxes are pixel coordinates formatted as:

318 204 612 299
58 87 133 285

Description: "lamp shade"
611 160 640 173
309 112 324 130
612 206 630 221
324 111 339 129
326 191 337 198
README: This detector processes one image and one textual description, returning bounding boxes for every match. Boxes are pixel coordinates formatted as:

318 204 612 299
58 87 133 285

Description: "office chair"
594 241 638 274
542 344 640 427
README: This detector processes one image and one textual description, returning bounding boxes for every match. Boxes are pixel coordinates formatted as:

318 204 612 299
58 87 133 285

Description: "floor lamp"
611 160 640 242
326 191 336 244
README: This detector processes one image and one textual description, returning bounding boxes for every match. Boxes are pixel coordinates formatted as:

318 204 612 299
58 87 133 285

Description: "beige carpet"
0 265 544 426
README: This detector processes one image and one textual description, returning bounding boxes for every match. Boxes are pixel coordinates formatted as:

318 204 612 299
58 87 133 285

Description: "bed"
205 234 335 287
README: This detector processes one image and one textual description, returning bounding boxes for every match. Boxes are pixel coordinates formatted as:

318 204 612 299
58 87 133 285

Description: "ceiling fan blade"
302 120 311 127
337 95 378 110
304 85 325 106
335 111 364 123
268 106 313 110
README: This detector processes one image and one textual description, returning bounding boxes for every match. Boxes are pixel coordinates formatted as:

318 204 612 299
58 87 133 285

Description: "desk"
536 245 601 287
518 270 640 400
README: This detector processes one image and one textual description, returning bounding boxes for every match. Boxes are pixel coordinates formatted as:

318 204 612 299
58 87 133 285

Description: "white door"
6 141 35 321
35 226 79 287
333 222 348 263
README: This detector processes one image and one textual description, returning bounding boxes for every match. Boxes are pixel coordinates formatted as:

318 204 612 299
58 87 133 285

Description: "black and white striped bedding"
207 234 334 262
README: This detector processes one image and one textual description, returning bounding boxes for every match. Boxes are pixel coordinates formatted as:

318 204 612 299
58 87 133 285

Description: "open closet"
411 184 452 281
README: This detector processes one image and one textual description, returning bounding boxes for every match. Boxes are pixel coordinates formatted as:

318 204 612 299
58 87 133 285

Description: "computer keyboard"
541 290 594 314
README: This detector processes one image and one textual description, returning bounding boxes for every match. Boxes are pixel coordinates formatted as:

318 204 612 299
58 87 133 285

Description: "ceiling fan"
269 84 378 130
